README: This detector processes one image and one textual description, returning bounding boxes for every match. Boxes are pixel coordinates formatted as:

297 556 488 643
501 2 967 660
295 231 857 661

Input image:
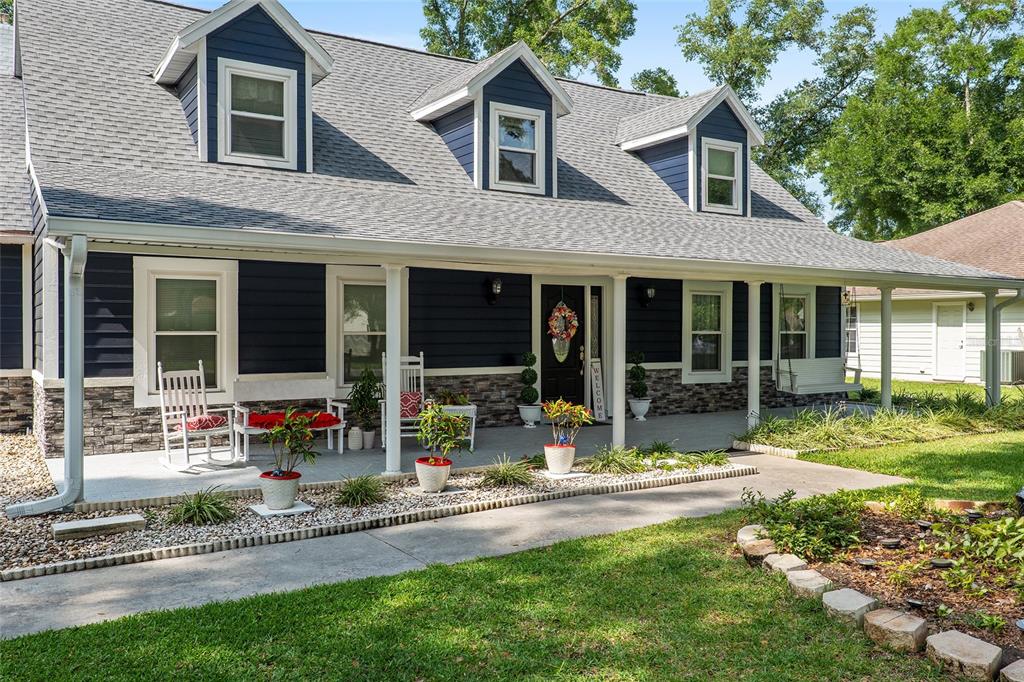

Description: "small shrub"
336 475 386 507
742 488 863 561
581 446 647 474
643 440 676 457
520 453 547 469
169 486 235 525
875 488 928 520
480 455 535 487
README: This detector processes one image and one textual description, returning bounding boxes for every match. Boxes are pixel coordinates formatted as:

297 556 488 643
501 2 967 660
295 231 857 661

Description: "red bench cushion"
247 411 342 430
173 414 227 432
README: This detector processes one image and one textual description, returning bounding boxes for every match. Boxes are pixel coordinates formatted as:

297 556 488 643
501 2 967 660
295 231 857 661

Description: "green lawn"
800 431 1024 501
855 376 1024 402
0 511 943 682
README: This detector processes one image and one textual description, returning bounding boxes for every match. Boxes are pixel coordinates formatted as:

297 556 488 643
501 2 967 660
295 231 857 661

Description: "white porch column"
746 281 762 429
880 286 893 409
984 290 999 407
383 264 405 474
611 274 627 447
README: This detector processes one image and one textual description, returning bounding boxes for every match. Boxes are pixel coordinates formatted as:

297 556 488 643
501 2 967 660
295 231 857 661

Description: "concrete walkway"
1 454 906 639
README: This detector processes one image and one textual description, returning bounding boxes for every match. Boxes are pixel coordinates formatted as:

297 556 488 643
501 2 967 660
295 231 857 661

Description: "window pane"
498 115 535 149
780 296 806 332
343 285 386 333
780 333 806 360
707 177 734 206
498 150 536 184
691 334 721 371
845 330 858 354
343 334 386 383
231 115 284 157
691 294 721 332
156 335 217 387
231 74 284 117
156 279 216 332
707 147 735 176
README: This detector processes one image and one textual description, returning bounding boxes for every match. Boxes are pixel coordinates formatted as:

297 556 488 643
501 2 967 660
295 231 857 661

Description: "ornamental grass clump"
480 455 536 487
580 445 647 474
742 488 863 561
336 475 386 507
168 486 236 526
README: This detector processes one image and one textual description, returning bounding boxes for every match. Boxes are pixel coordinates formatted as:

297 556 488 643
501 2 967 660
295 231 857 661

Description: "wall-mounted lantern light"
641 283 656 308
487 277 503 305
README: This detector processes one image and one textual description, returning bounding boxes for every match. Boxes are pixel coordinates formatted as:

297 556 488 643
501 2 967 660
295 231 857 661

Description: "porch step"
52 514 146 541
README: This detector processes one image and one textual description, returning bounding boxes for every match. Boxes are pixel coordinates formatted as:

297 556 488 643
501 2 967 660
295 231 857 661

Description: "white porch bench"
776 357 862 395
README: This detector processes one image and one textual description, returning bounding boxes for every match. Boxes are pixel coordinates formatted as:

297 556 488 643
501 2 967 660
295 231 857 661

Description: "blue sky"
188 0 946 214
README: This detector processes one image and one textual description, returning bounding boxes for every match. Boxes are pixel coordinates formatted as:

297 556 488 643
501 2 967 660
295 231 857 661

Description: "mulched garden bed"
813 510 1023 653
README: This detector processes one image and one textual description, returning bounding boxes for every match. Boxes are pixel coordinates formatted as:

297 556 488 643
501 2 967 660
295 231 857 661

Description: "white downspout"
6 235 88 518
990 288 1024 406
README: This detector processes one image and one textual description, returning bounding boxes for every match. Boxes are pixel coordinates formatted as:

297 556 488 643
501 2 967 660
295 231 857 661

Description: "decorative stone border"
0 464 758 582
735 524 1018 681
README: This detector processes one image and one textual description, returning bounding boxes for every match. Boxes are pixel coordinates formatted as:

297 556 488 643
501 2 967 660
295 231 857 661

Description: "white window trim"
133 257 238 408
772 284 816 362
325 265 390 393
844 303 860 358
682 280 733 384
217 57 298 170
488 102 546 195
701 137 742 215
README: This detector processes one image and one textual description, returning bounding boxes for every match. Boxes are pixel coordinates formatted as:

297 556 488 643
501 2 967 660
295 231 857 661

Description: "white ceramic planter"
415 457 452 492
544 444 576 474
629 398 652 421
259 472 301 510
348 427 364 451
363 430 376 450
518 404 542 428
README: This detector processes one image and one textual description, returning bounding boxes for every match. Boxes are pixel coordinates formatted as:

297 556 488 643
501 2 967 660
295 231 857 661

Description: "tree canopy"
630 67 680 96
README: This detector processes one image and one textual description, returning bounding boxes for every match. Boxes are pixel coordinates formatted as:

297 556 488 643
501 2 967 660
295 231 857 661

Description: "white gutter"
6 236 88 518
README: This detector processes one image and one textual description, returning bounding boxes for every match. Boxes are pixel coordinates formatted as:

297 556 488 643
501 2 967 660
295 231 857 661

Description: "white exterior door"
934 304 965 381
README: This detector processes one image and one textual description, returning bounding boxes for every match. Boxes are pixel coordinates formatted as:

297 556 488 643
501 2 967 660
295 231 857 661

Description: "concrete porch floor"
47 409 799 504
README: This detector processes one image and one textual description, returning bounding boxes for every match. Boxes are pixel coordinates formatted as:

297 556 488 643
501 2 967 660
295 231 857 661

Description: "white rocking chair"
379 352 426 448
158 360 236 471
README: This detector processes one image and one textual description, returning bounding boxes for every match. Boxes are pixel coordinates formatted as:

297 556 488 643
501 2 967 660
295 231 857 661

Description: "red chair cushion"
400 391 422 418
174 414 227 432
247 411 343 430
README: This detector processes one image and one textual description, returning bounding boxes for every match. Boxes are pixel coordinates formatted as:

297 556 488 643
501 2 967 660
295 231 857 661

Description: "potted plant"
415 401 470 492
259 408 319 510
348 367 382 450
517 352 541 427
541 398 594 473
627 352 652 421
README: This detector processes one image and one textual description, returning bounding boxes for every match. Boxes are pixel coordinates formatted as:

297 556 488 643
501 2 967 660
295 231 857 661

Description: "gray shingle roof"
0 23 14 76
614 86 723 144
11 0 1022 285
0 69 33 233
409 42 513 112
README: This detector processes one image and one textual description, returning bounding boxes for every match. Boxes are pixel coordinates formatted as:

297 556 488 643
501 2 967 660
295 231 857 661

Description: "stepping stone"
736 524 765 545
822 588 878 627
52 514 146 541
864 608 928 652
926 630 1003 681
741 539 777 564
249 501 315 517
763 553 808 573
1001 660 1024 682
786 569 834 598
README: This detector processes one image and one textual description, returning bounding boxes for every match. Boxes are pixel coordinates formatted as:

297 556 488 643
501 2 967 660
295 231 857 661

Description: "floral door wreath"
547 301 578 363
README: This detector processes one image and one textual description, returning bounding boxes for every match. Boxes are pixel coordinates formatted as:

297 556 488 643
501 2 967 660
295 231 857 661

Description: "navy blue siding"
695 101 748 213
627 278 682 362
82 253 133 378
815 286 842 358
432 104 474 179
206 5 306 171
0 245 23 369
238 261 326 374
636 138 688 204
409 268 531 368
482 59 554 196
176 58 199 145
731 282 773 363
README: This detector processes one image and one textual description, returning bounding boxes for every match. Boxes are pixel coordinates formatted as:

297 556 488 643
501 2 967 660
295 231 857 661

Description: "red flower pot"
544 444 576 474
415 456 452 493
259 470 301 510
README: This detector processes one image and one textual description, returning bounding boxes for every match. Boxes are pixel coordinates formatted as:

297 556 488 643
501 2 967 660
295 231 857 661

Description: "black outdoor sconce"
486 277 503 305
640 283 656 307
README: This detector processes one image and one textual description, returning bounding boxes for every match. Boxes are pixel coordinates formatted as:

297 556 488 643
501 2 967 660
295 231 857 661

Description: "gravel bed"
1 444 740 572
0 435 57 507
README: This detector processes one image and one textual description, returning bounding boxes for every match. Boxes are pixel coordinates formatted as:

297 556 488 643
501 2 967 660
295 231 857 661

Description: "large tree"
420 0 637 87
630 67 680 97
813 0 1024 239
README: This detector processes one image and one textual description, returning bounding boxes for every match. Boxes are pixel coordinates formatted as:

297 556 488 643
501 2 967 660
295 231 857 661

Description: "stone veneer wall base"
0 376 33 433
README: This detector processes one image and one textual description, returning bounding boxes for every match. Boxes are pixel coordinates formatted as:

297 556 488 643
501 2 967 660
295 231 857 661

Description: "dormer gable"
617 85 764 216
411 42 574 198
153 0 334 173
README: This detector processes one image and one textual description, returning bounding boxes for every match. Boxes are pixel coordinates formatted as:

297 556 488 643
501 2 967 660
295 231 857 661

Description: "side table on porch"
440 403 477 450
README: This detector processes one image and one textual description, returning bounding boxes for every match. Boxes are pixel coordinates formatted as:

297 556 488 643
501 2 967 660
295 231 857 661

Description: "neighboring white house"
847 201 1024 385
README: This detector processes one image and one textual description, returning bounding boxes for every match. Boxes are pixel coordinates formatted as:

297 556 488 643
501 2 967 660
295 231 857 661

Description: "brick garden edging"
0 464 758 582
735 524 1018 681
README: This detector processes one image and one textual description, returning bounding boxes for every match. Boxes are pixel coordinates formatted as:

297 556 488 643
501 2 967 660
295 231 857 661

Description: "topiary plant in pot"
414 401 470 492
541 398 594 474
517 352 541 427
348 367 382 450
259 408 319 510
627 352 652 421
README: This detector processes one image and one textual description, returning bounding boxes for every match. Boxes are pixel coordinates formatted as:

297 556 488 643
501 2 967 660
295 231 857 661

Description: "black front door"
540 285 586 404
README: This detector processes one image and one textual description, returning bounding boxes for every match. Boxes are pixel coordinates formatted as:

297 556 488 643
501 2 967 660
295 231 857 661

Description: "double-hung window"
779 294 808 360
682 281 732 383
218 58 297 170
341 283 386 383
154 278 219 387
701 138 742 215
844 304 859 356
489 103 546 194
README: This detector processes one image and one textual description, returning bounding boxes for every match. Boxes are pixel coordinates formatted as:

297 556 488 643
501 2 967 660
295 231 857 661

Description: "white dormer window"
701 138 742 215
489 103 546 195
217 58 297 170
